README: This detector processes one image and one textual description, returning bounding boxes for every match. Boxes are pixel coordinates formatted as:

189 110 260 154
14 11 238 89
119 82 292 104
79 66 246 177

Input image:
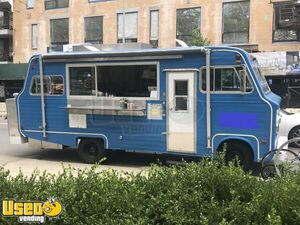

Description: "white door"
167 71 196 153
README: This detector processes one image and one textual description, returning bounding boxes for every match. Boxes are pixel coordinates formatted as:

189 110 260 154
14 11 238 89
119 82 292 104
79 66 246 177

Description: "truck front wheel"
78 139 106 163
219 141 253 171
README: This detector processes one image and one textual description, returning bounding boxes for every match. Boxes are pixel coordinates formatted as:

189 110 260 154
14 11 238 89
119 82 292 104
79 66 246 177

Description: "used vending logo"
2 198 62 223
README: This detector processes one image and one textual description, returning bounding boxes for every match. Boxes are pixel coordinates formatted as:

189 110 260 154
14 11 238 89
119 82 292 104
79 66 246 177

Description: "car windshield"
252 61 270 93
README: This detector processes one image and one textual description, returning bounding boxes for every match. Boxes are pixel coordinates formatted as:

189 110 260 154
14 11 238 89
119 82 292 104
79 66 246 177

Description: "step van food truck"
6 46 284 168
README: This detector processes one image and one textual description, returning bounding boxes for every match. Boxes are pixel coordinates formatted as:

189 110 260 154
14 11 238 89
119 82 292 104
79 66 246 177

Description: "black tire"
220 141 253 171
288 126 300 148
78 139 106 164
261 165 276 180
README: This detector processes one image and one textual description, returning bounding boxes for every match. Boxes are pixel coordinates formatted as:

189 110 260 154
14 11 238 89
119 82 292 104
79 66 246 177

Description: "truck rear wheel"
78 139 106 164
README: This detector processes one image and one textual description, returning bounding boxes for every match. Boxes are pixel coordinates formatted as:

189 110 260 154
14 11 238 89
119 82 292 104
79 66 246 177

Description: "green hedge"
0 158 299 225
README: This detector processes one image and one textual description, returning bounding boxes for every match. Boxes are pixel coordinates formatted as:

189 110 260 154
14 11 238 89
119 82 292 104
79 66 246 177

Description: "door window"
174 80 188 111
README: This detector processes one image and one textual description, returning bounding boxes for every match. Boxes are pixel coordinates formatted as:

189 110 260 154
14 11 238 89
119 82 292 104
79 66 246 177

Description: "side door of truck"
166 70 197 153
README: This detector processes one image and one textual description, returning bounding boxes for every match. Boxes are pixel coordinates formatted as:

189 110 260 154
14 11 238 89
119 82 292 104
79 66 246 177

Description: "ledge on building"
228 43 259 53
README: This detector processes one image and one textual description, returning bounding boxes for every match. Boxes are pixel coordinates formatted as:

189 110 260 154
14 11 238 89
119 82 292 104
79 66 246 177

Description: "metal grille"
0 85 4 98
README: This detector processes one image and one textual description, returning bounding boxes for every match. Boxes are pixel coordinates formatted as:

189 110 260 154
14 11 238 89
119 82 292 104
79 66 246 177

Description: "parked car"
287 68 300 76
278 109 300 147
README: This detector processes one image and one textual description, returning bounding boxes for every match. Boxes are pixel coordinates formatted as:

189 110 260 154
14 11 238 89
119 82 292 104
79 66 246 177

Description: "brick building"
13 0 300 63
0 0 13 63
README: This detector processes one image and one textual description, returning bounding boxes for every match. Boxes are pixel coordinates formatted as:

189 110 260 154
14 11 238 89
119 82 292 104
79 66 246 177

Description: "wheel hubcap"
87 144 99 156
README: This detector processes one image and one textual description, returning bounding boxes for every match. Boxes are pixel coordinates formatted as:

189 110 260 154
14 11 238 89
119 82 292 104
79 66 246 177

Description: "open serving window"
97 64 157 98
68 62 158 99
66 62 159 117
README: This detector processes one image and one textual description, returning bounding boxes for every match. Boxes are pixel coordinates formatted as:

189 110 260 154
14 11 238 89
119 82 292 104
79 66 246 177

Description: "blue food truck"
7 46 283 169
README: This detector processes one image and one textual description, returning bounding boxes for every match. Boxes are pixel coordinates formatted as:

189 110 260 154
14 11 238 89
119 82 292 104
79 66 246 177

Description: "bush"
0 158 299 225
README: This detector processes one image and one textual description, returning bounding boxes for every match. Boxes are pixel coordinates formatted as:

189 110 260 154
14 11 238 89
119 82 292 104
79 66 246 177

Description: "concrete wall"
13 0 300 63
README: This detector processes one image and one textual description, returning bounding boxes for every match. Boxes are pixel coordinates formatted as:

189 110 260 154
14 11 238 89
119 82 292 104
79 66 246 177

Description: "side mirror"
239 70 247 94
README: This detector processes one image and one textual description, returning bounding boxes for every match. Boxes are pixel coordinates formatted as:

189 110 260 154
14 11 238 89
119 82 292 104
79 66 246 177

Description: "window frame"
222 0 250 44
117 11 138 43
173 79 189 113
68 66 96 96
272 2 300 42
149 9 159 48
200 65 253 94
176 7 201 45
30 75 64 96
45 0 69 10
66 61 160 100
84 16 104 44
50 18 69 45
88 0 114 2
26 0 34 9
31 24 38 49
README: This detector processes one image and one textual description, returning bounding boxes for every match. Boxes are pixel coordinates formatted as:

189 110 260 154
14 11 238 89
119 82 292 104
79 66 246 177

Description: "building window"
31 24 38 49
26 0 34 8
45 0 69 10
0 40 4 61
84 16 103 44
0 11 11 29
117 12 138 43
176 7 201 45
273 3 300 42
149 10 159 48
222 1 250 44
50 18 69 45
89 0 113 2
0 39 12 62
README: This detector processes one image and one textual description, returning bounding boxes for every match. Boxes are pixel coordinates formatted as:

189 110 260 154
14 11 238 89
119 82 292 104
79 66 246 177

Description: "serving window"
69 67 95 96
97 64 157 98
68 63 158 99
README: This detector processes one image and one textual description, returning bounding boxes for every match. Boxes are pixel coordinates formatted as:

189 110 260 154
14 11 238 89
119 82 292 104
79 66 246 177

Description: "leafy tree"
189 30 210 46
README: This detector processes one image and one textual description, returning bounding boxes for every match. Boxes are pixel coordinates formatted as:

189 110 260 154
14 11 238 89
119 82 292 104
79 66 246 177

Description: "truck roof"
40 46 245 61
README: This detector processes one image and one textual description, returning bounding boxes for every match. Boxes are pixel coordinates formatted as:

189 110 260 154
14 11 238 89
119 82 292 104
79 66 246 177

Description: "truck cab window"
30 75 64 95
217 68 241 91
69 67 95 96
201 66 252 93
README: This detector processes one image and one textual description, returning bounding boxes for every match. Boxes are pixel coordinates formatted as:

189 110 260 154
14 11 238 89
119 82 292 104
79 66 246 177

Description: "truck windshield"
252 62 270 93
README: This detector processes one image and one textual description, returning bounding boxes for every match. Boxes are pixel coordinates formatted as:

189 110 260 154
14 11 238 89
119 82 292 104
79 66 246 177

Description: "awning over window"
0 64 28 80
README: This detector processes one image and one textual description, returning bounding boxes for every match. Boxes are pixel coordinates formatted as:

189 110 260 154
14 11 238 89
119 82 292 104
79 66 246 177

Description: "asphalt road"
0 117 163 176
